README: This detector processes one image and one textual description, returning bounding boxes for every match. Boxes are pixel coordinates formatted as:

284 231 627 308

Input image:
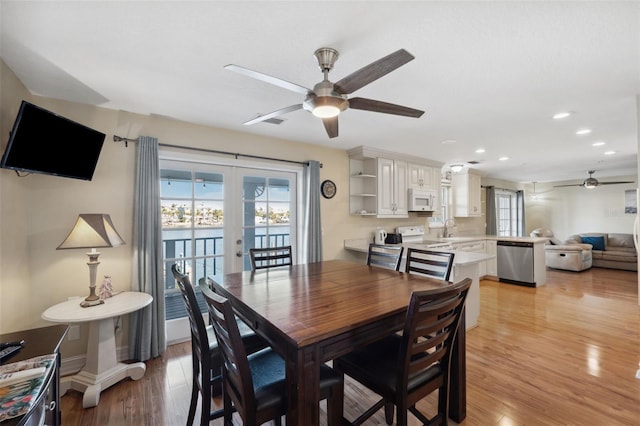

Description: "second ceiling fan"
225 47 424 138
553 170 634 189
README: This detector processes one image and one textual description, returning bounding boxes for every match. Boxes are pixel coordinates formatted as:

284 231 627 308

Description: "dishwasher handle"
496 240 533 248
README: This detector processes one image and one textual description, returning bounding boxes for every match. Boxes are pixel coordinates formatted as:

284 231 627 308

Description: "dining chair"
200 283 345 426
367 243 404 271
249 245 292 270
333 277 472 426
405 248 455 281
170 264 267 426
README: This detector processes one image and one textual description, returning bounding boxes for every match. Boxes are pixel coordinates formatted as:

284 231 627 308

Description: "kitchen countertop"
344 238 495 266
345 235 548 251
441 236 548 244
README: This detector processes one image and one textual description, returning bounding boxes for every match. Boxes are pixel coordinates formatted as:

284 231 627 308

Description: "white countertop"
441 235 548 244
344 239 495 265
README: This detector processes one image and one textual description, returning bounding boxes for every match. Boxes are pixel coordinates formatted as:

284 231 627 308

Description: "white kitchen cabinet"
485 240 497 277
452 169 482 217
347 146 443 219
408 163 436 189
378 157 408 217
451 240 487 276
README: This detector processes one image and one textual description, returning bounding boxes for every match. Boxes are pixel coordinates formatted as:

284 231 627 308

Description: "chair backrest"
398 278 472 402
171 264 210 364
249 245 292 270
405 248 455 281
367 243 404 271
200 284 258 417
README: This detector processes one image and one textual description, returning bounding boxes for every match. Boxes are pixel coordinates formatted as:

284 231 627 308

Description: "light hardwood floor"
61 268 640 425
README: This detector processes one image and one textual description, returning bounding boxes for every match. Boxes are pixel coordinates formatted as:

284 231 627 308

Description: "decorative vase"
99 275 113 299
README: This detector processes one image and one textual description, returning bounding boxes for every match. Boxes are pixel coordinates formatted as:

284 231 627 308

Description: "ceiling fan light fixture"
312 104 341 118
305 94 348 118
584 175 598 188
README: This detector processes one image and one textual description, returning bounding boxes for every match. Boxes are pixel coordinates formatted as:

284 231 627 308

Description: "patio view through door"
160 159 298 343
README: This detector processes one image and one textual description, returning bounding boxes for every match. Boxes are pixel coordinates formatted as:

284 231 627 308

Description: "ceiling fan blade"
597 181 635 185
553 184 583 188
225 64 311 95
349 97 424 118
322 116 338 138
334 49 415 95
242 104 303 125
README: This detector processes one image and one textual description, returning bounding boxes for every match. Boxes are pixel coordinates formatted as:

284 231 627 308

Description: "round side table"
42 291 153 408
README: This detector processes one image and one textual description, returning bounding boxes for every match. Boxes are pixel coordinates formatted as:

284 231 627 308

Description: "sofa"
565 233 637 271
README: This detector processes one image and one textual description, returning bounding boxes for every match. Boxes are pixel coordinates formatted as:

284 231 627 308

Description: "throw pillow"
581 236 605 251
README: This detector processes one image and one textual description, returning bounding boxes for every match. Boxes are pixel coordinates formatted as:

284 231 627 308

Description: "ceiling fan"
553 170 635 189
225 47 424 138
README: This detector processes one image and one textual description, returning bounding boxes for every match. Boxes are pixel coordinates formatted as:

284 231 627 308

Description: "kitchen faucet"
443 219 456 238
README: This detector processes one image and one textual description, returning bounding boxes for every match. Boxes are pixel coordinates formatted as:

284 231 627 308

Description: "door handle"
236 250 243 257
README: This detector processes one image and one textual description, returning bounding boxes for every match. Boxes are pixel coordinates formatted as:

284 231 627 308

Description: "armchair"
530 228 593 272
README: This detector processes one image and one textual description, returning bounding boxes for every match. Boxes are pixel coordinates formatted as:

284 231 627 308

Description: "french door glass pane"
241 175 292 270
161 168 225 320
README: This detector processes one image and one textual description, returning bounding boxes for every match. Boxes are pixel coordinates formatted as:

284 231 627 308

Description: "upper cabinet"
378 157 408 217
347 146 443 219
452 168 482 217
408 163 437 190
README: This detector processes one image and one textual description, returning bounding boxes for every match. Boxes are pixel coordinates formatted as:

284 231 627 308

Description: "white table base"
60 316 146 408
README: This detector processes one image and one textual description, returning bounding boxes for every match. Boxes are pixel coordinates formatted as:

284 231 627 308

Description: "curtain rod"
113 135 322 168
482 185 519 192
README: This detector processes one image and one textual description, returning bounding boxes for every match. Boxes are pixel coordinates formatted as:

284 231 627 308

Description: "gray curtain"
485 186 497 235
517 190 525 236
303 160 322 263
129 136 166 361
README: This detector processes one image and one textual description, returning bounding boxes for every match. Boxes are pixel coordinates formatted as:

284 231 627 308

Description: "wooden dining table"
210 259 467 426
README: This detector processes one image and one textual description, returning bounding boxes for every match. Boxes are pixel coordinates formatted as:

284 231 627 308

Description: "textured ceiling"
1 1 639 184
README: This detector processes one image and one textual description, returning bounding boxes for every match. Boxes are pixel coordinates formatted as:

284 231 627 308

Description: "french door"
160 159 298 343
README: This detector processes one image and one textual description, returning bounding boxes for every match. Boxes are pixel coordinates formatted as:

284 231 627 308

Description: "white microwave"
408 188 438 212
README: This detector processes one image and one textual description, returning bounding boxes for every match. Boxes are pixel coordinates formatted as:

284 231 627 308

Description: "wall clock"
321 180 337 199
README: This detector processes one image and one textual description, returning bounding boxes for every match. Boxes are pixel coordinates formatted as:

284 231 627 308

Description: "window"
496 190 523 236
441 184 451 220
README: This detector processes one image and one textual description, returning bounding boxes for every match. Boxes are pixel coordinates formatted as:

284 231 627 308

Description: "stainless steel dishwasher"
496 240 535 286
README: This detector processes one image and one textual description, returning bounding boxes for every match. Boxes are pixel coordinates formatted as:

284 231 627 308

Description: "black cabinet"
0 325 69 426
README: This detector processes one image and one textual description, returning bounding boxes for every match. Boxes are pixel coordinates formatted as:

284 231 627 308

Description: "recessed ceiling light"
592 141 606 147
475 148 485 154
576 129 592 135
553 111 572 119
499 156 509 161
441 139 457 144
604 150 616 155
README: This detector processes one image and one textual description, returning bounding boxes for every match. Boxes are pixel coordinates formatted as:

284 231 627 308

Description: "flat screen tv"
0 101 105 181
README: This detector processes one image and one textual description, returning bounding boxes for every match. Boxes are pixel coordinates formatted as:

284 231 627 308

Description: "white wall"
524 180 636 240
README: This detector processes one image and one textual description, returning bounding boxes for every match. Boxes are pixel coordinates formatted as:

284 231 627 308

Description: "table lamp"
57 214 125 307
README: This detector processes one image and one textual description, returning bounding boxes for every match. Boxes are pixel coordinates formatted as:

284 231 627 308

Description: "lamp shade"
57 214 125 250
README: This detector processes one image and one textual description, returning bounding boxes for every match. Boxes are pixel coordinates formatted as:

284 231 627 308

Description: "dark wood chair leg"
384 401 394 425
187 355 199 425
200 369 212 426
